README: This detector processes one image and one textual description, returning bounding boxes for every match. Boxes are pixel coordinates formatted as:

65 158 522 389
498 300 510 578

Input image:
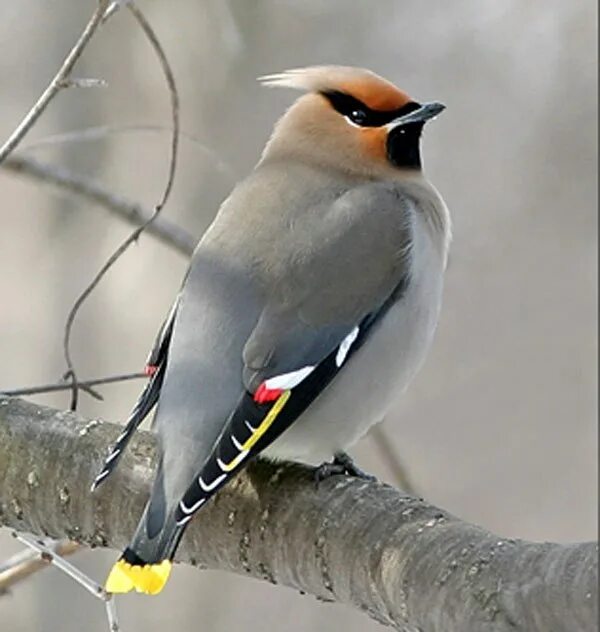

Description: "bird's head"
259 66 444 178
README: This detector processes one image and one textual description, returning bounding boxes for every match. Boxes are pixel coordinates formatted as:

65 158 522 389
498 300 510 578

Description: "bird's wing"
144 297 179 376
174 182 414 525
91 297 180 491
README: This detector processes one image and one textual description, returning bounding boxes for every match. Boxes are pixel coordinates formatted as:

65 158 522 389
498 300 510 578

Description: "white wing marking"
335 326 360 367
264 365 315 390
179 497 206 515
198 474 226 492
176 514 193 527
231 434 244 451
105 449 121 464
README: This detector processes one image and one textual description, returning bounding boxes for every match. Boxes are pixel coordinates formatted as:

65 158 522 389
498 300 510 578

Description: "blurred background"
0 1 596 630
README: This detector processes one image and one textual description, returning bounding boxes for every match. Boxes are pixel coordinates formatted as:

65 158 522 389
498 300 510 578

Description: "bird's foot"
314 451 377 486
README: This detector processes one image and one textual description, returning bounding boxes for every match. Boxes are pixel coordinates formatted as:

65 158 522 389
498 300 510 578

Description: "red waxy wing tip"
254 383 284 404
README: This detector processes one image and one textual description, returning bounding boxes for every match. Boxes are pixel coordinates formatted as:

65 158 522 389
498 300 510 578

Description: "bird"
93 65 451 595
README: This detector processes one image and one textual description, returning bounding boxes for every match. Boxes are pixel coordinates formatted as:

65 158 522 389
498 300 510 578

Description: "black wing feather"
146 300 178 370
91 301 178 491
91 365 166 490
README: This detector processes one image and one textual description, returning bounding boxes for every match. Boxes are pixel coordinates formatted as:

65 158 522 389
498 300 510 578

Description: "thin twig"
20 123 235 182
10 533 119 631
62 1 180 411
0 540 80 596
3 155 195 256
105 598 120 632
0 545 44 575
126 2 179 212
1 372 145 397
102 1 125 23
12 533 104 599
0 0 111 164
72 379 104 401
59 77 108 89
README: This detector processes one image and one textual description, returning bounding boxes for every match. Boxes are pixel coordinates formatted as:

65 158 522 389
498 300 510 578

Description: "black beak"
387 101 446 128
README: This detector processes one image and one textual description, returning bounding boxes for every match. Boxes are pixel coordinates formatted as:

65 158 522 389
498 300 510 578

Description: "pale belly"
263 272 443 464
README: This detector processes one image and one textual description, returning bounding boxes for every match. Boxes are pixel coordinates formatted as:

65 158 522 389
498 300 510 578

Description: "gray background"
0 1 596 630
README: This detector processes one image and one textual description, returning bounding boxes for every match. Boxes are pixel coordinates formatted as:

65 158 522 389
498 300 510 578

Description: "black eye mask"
321 91 421 127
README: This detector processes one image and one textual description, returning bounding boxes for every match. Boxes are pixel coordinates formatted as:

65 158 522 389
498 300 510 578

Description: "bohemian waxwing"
94 65 451 594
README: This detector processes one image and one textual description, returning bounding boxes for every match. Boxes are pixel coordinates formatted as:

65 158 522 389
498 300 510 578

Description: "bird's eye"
348 109 368 126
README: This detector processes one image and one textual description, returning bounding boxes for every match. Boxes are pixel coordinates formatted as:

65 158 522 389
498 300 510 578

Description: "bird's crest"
259 65 412 112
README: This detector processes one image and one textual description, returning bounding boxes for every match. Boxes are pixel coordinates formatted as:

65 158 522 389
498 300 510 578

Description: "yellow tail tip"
105 559 172 595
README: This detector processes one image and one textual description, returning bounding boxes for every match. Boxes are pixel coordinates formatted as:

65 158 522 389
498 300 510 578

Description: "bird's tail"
105 460 185 595
105 549 174 596
105 389 292 595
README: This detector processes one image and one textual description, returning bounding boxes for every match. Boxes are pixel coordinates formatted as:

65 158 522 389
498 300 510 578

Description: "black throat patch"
386 122 423 169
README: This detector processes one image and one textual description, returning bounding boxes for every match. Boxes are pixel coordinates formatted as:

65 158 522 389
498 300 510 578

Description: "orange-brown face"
320 76 429 170
357 125 396 165
263 67 444 177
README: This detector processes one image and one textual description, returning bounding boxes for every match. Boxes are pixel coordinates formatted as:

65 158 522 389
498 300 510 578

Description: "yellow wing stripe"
219 390 291 470
241 390 291 451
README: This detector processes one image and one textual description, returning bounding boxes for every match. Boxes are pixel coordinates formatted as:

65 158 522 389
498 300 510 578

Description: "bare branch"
126 2 180 212
62 1 180 410
58 77 108 89
0 540 80 596
9 533 119 631
2 155 195 255
0 371 145 397
0 0 111 164
102 1 126 23
19 123 235 182
12 533 103 599
0 396 596 631
0 546 40 575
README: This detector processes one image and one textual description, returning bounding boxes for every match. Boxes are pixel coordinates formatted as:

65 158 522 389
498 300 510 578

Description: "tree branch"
0 371 145 397
3 155 195 255
0 396 595 631
0 0 111 164
0 540 80 596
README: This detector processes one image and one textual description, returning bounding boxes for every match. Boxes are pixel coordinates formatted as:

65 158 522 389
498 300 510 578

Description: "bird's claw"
314 451 377 487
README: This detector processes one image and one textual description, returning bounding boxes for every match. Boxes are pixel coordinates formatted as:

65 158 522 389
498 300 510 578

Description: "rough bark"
0 396 596 631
